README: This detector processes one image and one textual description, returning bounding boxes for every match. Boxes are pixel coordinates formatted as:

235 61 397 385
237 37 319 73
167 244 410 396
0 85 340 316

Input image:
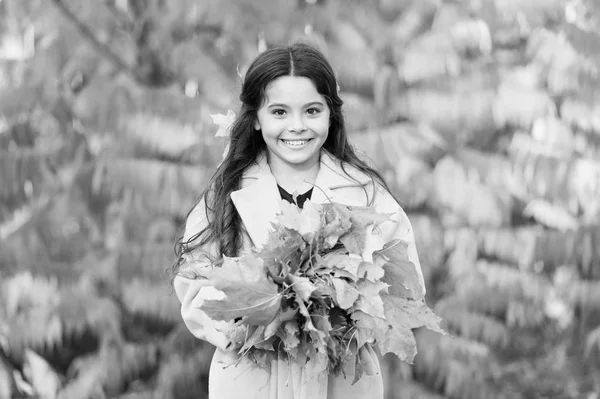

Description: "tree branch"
171 23 223 43
50 0 144 82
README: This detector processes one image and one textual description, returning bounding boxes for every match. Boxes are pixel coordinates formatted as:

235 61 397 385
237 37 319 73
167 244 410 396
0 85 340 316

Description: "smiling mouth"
281 139 313 146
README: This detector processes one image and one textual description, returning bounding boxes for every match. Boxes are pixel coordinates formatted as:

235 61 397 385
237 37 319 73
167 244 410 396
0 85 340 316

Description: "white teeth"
282 139 309 146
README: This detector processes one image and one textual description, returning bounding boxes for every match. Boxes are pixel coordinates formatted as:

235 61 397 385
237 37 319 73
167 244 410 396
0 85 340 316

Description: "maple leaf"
259 230 305 283
331 277 360 310
351 311 417 363
312 278 336 299
331 267 360 281
351 311 377 348
375 318 418 363
357 261 385 282
382 295 444 333
346 205 393 225
374 239 424 299
294 295 327 346
321 251 362 278
353 280 389 319
196 254 281 326
355 296 444 363
226 322 248 344
264 307 298 340
210 109 236 137
276 200 323 241
310 305 333 333
320 203 352 248
339 230 366 255
287 274 316 302
339 205 393 255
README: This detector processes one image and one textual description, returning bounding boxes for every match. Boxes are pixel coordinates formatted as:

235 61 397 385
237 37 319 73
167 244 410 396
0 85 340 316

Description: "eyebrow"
267 101 325 108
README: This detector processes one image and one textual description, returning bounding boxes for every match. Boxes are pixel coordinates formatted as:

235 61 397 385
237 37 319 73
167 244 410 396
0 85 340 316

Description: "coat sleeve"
172 198 236 351
371 184 426 296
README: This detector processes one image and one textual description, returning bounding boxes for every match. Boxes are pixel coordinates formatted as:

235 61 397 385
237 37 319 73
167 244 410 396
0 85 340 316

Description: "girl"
172 42 425 399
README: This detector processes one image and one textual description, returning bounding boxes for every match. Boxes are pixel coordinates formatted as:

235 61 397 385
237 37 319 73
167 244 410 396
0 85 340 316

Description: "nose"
288 114 306 133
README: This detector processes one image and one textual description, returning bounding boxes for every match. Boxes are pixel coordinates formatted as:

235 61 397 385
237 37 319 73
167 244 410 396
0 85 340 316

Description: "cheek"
315 118 331 135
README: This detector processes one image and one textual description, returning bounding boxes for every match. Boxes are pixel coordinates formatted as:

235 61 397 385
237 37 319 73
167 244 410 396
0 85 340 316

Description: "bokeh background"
1 0 599 398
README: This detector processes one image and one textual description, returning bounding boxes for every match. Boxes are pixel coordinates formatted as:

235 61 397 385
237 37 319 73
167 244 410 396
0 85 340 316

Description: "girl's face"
254 75 330 172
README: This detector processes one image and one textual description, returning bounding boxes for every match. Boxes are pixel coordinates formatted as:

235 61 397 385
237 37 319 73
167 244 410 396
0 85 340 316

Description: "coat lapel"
312 150 371 203
230 150 372 248
230 153 281 248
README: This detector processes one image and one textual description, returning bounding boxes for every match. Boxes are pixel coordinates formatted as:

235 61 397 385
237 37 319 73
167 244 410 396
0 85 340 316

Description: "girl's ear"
254 120 261 131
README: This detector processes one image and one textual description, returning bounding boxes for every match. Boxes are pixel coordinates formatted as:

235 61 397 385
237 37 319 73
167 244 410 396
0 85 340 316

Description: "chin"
283 156 312 165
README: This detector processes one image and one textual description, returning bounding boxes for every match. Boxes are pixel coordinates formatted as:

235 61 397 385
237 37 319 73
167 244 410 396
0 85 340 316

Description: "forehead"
263 76 325 105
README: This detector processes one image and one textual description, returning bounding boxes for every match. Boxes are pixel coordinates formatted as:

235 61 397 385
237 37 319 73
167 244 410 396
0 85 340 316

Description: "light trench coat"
173 150 425 399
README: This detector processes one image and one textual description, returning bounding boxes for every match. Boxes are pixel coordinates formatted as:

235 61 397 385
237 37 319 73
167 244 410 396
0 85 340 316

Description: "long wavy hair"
172 42 392 277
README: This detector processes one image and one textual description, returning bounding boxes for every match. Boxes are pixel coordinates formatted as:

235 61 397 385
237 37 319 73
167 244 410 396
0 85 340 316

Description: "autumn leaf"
352 293 444 365
351 311 378 348
353 280 389 318
374 317 418 363
294 295 318 333
312 279 337 299
294 295 327 346
264 307 298 340
356 296 444 363
240 325 267 353
331 277 360 310
357 261 385 282
321 203 352 248
352 311 418 363
226 322 248 344
339 230 366 255
346 205 393 227
255 335 278 350
374 239 424 299
321 251 362 278
281 321 301 350
196 254 281 326
259 230 305 282
210 109 236 137
366 296 444 363
382 296 444 333
276 200 324 241
331 267 360 281
311 305 333 333
359 344 380 376
338 205 394 255
287 274 316 302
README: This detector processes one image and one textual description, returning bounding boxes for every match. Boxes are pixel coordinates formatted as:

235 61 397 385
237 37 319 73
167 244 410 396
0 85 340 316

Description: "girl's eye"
272 109 286 116
307 108 320 115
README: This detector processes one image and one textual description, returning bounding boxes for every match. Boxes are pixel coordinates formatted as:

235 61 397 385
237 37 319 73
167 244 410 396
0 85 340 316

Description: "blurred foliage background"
0 0 599 398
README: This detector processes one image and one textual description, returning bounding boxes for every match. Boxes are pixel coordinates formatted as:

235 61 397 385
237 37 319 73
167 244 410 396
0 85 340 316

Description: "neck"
267 154 320 194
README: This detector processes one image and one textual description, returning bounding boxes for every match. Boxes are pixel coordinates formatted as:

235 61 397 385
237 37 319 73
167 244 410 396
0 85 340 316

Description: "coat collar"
230 150 371 248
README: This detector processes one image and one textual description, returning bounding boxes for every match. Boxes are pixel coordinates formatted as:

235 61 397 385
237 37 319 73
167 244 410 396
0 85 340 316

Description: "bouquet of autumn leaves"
193 199 444 382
